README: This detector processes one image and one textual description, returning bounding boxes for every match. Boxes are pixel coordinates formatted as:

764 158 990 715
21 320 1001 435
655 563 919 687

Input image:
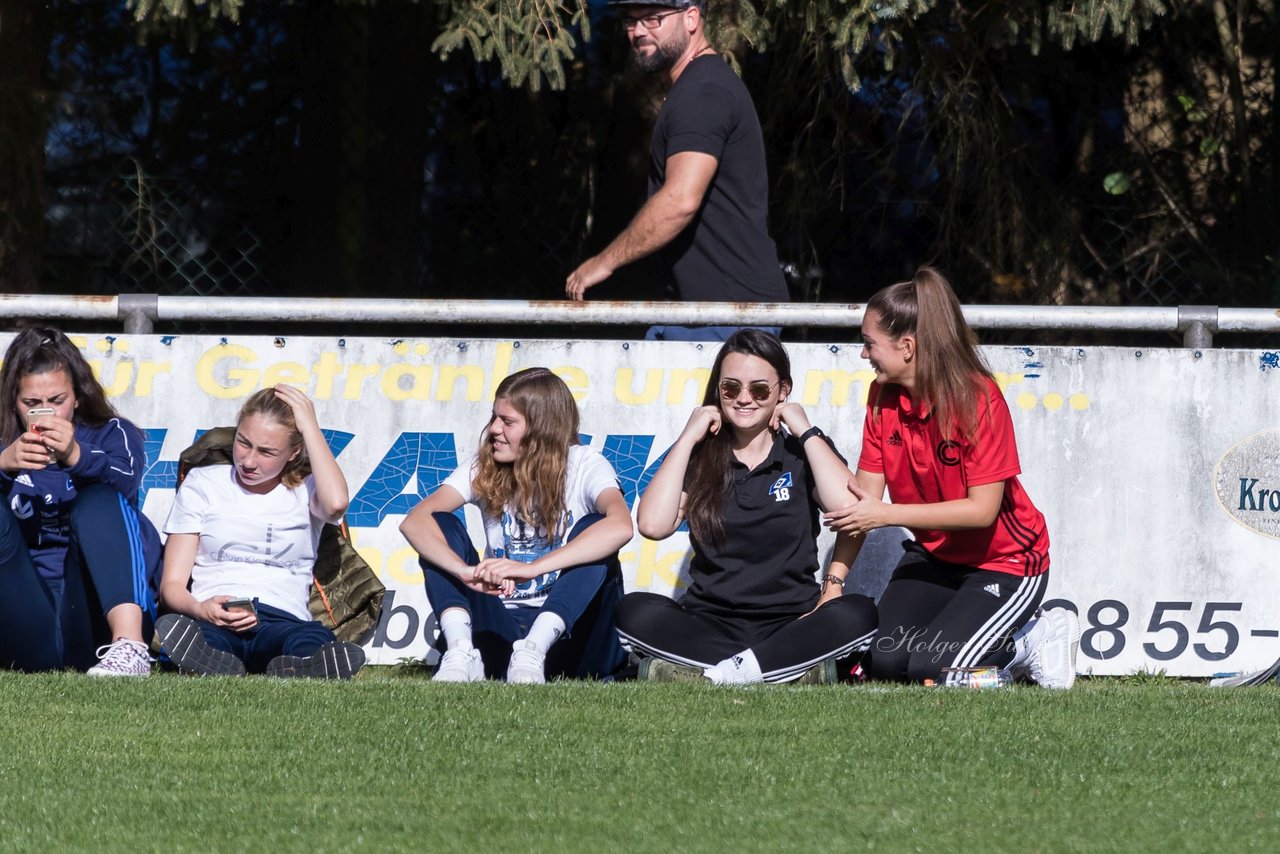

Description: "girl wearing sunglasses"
401 367 633 683
825 267 1078 688
618 329 877 683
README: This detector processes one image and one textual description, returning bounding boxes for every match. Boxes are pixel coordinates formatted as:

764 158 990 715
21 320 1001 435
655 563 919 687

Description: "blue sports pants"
0 483 157 671
193 602 336 673
422 512 627 680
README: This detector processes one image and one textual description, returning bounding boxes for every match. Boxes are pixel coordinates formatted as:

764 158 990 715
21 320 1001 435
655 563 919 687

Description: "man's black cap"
607 0 702 9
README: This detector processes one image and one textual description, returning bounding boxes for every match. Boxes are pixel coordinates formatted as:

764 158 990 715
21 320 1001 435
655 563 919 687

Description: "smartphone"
223 598 258 618
27 407 55 430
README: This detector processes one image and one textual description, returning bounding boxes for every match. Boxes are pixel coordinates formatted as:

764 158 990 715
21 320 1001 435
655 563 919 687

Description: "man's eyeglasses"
719 379 779 402
624 10 683 31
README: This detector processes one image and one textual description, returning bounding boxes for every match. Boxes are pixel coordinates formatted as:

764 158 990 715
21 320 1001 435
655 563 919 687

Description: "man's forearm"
597 187 699 271
566 150 715 299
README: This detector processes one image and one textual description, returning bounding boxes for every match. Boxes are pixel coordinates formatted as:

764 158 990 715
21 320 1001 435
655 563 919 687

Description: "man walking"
565 0 788 340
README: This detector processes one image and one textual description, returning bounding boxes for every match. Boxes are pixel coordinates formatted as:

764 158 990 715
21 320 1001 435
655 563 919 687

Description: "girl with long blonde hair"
401 368 633 683
827 267 1079 687
156 385 365 679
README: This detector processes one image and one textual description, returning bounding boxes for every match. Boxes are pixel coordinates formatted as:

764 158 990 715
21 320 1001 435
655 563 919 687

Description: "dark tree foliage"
42 3 297 294
0 0 56 292
4 0 1277 311
745 0 1280 307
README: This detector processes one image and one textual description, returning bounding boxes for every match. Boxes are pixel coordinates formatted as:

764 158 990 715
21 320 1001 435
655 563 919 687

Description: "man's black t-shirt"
649 55 788 303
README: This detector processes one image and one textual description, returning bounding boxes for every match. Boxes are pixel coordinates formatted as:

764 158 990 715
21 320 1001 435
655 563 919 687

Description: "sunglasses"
718 379 779 402
624 9 683 31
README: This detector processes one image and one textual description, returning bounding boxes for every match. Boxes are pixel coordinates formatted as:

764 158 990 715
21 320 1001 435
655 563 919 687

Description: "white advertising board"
9 333 1277 676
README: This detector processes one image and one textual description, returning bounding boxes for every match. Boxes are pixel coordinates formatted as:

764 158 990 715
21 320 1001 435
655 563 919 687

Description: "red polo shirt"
857 378 1049 576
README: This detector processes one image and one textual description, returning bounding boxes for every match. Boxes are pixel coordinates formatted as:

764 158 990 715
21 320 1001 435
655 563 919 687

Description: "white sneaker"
506 640 547 684
1026 608 1081 689
433 646 484 683
87 639 152 677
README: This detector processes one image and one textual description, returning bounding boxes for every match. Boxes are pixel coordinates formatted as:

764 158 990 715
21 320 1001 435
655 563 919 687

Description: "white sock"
1008 613 1044 669
523 612 566 654
439 608 474 651
704 649 763 685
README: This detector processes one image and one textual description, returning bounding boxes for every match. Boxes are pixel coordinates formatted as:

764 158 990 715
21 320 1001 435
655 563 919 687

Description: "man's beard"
632 29 689 73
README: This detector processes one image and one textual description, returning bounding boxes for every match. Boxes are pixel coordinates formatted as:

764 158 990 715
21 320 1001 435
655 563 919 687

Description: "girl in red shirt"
827 267 1080 687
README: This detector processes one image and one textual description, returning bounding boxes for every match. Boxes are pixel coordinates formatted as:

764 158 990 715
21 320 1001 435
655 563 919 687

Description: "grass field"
1 671 1277 852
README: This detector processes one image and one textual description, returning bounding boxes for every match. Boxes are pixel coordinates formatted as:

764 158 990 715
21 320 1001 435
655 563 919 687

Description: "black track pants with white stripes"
616 591 878 683
864 542 1046 685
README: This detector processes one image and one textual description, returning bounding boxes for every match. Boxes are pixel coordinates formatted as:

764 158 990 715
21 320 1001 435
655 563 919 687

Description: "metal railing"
1 293 1278 347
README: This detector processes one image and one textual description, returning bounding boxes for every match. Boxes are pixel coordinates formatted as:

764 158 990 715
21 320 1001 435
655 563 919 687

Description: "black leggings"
616 591 877 683
865 542 1047 684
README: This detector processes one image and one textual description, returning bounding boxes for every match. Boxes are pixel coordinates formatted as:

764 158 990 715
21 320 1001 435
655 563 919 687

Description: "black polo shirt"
681 432 824 619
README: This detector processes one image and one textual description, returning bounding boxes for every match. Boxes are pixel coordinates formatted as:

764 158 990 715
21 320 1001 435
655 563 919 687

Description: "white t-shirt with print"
165 465 325 621
444 444 621 608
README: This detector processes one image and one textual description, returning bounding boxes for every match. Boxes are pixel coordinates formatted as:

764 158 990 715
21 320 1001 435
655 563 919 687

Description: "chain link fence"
108 161 274 298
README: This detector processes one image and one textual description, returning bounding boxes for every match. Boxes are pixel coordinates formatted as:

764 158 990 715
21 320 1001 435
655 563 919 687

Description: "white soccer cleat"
506 639 547 684
433 646 484 683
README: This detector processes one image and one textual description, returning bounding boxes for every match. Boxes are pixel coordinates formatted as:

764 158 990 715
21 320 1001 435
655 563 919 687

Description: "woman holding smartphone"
617 329 878 684
0 326 160 675
400 367 633 683
156 385 366 679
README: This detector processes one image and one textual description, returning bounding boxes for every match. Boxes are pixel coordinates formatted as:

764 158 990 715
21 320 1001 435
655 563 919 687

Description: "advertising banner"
7 333 1276 676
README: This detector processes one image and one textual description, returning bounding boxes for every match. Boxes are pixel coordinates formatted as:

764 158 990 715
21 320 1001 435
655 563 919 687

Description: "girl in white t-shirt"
401 367 633 683
156 385 365 679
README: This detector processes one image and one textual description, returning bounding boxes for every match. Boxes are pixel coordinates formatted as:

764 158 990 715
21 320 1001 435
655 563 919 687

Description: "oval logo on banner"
1215 430 1280 540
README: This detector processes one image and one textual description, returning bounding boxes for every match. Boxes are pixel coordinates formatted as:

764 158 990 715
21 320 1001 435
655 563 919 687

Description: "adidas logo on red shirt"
888 429 904 447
